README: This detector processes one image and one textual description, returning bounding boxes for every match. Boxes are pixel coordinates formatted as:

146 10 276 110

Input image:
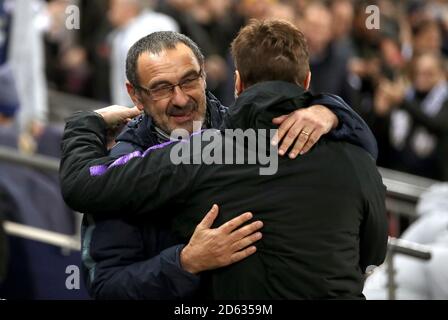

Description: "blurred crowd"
1 0 448 180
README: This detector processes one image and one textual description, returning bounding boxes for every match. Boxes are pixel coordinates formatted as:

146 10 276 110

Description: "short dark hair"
231 19 310 88
126 31 205 87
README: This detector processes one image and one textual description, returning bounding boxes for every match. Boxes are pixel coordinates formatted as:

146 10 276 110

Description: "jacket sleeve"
358 165 389 272
312 93 379 161
82 215 200 300
60 111 195 217
344 140 388 272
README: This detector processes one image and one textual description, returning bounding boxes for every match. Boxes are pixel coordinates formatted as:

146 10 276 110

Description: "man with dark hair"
61 24 384 299
231 19 310 87
126 31 206 89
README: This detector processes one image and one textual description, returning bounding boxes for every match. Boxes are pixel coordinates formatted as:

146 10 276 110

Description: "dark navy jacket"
80 91 378 299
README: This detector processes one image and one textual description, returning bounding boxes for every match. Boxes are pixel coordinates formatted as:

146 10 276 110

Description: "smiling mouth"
170 111 194 123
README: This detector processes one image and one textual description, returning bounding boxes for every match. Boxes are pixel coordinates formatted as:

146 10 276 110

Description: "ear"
303 71 311 90
235 70 244 96
126 81 144 111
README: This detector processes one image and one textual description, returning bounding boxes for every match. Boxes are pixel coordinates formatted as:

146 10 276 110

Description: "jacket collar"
221 81 313 131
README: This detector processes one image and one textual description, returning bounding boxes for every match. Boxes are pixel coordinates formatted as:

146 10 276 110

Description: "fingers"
289 130 310 159
230 220 263 242
95 105 142 128
271 114 288 125
232 231 262 252
123 107 142 125
275 106 337 157
299 130 322 155
128 106 142 118
198 204 219 229
230 246 257 264
288 127 315 158
271 114 295 147
277 123 305 156
219 212 253 234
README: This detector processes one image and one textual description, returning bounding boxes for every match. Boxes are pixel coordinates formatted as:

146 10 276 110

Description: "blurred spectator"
237 0 276 20
108 0 178 106
0 63 19 147
0 0 16 122
157 0 215 56
267 2 296 22
300 1 354 104
0 0 10 66
187 0 240 103
0 0 19 148
0 44 74 237
78 0 112 102
0 42 19 284
1 43 63 160
374 52 448 180
413 19 443 55
330 0 355 47
364 183 448 299
412 0 448 56
44 0 91 98
348 1 383 117
348 1 404 166
8 0 48 133
43 0 112 101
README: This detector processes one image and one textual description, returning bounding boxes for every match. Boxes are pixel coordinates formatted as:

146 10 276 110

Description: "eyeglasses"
134 69 203 101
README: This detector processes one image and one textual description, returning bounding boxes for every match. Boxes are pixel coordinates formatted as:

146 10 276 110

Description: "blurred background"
0 0 447 299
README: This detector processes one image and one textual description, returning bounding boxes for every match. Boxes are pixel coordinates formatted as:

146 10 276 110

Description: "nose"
170 85 190 107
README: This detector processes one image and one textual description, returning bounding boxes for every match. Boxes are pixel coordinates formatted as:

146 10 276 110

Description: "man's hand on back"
271 105 339 158
180 204 263 274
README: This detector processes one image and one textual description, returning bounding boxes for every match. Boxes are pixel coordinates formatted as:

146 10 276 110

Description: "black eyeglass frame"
133 68 204 101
